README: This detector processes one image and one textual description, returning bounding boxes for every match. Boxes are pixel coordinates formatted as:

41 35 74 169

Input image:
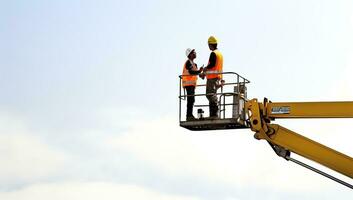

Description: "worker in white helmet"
182 48 204 120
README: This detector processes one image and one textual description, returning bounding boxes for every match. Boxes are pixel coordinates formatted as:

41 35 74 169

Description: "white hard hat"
185 48 195 57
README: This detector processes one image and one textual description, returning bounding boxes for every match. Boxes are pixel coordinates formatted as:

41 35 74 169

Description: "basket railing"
178 72 250 122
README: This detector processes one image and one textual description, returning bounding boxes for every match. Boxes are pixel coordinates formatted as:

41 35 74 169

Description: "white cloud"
0 134 67 183
107 116 352 192
0 182 200 200
0 113 68 183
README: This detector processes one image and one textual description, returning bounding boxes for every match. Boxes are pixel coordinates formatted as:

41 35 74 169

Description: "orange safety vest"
206 49 223 80
182 60 198 87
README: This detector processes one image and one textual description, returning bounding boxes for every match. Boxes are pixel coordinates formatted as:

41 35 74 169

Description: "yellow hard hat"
208 36 218 44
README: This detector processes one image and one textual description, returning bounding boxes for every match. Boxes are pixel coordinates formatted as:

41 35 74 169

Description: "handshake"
198 65 206 79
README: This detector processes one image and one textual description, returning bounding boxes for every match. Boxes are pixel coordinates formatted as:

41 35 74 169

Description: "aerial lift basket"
179 72 251 131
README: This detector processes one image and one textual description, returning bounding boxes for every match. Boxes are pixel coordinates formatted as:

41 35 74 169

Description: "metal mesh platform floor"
180 118 249 131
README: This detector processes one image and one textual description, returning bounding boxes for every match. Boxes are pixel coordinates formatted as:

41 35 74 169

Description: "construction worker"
182 48 203 120
203 36 223 118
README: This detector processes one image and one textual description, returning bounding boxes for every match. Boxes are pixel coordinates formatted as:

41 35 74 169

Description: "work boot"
207 115 219 120
186 115 196 121
208 109 219 120
208 108 219 120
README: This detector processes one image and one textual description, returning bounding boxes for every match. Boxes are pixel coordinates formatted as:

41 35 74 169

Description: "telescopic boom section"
267 101 353 118
246 99 353 179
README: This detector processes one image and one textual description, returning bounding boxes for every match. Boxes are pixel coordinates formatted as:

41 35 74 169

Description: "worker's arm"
186 60 202 75
205 52 217 69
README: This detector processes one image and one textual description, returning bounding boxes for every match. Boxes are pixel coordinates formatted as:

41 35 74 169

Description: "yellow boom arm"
246 99 353 180
267 101 353 118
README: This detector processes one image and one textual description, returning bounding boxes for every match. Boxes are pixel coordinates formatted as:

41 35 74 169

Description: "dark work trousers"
185 86 195 117
206 78 219 117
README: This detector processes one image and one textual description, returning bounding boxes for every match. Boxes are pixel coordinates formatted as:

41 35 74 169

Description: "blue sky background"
1 0 353 199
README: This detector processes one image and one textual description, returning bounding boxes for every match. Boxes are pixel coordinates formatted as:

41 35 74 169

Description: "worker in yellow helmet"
203 36 223 118
182 48 204 120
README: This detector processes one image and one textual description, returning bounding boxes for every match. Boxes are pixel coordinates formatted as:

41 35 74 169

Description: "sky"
1 0 353 199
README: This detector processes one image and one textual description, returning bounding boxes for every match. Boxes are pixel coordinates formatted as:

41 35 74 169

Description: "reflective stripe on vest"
206 49 223 79
182 60 198 87
206 70 220 74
